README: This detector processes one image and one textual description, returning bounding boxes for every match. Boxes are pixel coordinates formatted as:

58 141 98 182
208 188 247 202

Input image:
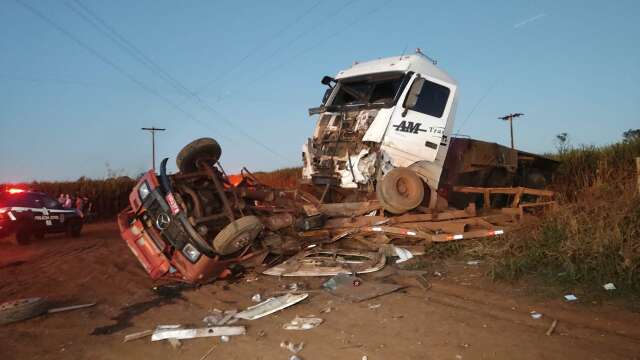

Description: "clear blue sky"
1 0 638 183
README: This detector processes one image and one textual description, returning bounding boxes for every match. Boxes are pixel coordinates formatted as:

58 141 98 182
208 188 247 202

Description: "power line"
0 74 105 88
66 0 294 164
216 0 388 102
203 0 361 105
251 0 358 71
194 0 324 95
67 0 196 102
13 0 231 142
454 78 500 136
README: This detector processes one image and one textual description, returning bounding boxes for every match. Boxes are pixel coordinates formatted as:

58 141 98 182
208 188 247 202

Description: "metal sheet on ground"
234 293 309 320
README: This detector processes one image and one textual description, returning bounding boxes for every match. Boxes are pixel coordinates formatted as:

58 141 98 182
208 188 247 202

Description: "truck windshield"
330 72 407 108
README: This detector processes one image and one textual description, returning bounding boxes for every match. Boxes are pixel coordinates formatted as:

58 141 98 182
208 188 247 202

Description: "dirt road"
1 222 639 359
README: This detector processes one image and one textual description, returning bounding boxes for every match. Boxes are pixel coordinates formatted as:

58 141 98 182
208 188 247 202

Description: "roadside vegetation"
476 131 640 297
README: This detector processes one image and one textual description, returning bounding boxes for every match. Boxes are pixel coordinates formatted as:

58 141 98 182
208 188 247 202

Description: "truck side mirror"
404 77 425 110
321 76 335 87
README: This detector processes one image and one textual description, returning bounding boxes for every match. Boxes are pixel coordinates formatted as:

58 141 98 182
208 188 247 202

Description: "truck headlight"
138 181 151 200
182 243 201 262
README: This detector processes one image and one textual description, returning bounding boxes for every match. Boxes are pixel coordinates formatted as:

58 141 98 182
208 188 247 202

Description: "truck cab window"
408 78 450 118
330 73 406 108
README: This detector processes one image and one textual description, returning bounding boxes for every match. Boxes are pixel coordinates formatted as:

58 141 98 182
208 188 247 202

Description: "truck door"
382 74 456 162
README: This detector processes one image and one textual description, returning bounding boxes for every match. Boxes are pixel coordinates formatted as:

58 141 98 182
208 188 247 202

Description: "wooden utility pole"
498 113 524 149
141 127 166 171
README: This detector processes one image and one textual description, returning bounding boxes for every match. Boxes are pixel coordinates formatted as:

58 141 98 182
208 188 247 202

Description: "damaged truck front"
302 51 556 212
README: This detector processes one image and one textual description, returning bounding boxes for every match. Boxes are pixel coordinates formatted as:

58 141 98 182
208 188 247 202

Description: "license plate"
165 193 180 215
35 215 59 221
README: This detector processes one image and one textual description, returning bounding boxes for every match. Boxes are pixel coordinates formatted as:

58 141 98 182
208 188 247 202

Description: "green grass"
474 137 640 297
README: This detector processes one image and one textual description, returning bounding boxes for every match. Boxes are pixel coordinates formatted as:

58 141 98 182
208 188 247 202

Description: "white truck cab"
302 51 458 211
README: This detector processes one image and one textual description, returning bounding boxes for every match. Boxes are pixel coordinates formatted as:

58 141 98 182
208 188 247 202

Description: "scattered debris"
564 294 578 302
168 338 182 349
413 273 432 290
123 329 153 343
251 294 262 303
151 325 246 341
325 276 405 303
263 249 386 277
283 316 323 330
286 282 305 291
368 304 381 310
203 309 238 326
466 260 481 266
0 298 96 325
323 273 363 291
0 297 48 325
546 319 559 336
530 311 542 320
235 293 309 320
280 340 304 354
392 246 414 263
47 302 96 314
603 283 616 291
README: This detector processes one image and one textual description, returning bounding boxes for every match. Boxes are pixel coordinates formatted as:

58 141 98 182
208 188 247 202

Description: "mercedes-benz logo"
156 213 171 230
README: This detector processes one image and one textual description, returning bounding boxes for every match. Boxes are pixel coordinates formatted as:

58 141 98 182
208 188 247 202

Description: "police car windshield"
330 72 407 108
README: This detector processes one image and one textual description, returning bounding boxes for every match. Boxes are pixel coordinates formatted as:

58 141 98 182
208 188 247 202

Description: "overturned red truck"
118 138 325 283
118 51 556 284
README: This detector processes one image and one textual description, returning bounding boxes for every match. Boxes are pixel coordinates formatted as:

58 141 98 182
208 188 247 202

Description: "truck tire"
213 216 264 255
376 168 424 214
0 297 48 325
176 138 222 173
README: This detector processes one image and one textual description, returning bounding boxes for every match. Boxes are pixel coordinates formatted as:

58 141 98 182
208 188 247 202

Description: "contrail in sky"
513 13 546 29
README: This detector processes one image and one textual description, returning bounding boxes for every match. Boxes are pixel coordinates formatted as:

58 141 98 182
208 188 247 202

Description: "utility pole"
498 113 524 149
141 127 166 171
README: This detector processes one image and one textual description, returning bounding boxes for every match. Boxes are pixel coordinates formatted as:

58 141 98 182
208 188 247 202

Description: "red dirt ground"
1 222 639 359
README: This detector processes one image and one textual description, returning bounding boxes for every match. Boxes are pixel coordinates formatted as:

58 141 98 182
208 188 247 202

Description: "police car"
0 188 83 244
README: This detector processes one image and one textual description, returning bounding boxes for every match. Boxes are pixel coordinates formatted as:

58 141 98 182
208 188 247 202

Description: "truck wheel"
0 297 48 325
176 138 222 173
376 168 424 214
213 216 264 255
